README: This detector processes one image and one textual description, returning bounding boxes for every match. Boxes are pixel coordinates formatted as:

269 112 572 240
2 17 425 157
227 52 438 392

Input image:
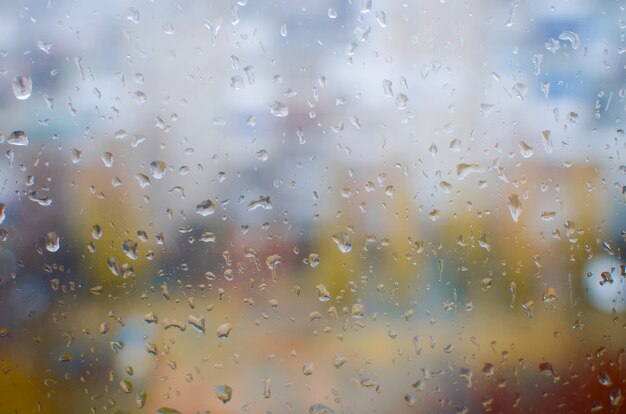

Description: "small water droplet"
518 141 534 158
215 384 233 403
310 404 335 414
45 232 60 252
558 30 580 49
156 408 181 414
37 40 53 54
149 160 167 179
269 101 288 117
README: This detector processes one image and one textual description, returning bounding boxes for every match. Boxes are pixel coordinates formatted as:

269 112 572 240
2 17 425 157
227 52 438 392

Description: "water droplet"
263 378 272 398
539 362 559 382
230 75 244 89
101 152 114 168
540 130 553 153
405 394 416 406
7 130 29 146
428 209 440 221
316 284 331 301
610 388 623 407
512 82 528 100
12 75 32 100
215 384 232 403
507 194 522 223
351 303 365 318
542 287 558 302
302 362 314 375
119 378 133 394
136 392 147 409
110 340 124 354
133 90 146 104
375 11 387 27
479 103 495 116
305 253 320 268
28 191 52 206
328 8 337 18
333 354 347 368
45 232 60 252
280 23 288 37
135 173 151 189
395 93 408 109
518 141 534 158
37 40 53 54
216 322 232 338
149 161 167 179
91 224 102 239
269 101 288 117
71 148 82 163
456 163 484 180
107 256 123 276
558 31 580 49
382 80 393 97
122 240 138 260
310 404 335 414
248 195 272 211
599 271 613 286
521 300 534 318
196 198 217 216
332 232 352 253
188 315 205 334
156 408 181 414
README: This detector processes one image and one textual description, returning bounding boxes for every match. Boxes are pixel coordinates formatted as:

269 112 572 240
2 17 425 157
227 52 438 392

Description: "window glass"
0 1 624 413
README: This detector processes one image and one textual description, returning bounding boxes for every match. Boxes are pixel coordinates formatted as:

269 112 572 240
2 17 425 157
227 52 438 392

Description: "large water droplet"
247 195 272 211
216 322 232 338
7 130 29 146
122 240 138 260
316 284 331 301
196 198 217 216
332 232 352 253
507 194 522 223
12 75 32 100
456 163 484 180
135 173 151 189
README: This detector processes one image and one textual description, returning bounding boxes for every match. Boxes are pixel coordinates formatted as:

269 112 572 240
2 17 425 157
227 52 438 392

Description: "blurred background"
0 0 624 413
